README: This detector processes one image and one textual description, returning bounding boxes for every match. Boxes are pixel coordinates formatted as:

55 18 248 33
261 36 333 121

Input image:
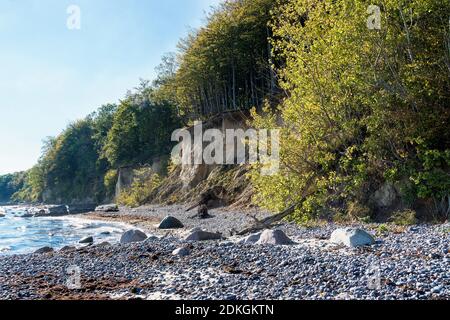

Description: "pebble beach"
0 205 448 300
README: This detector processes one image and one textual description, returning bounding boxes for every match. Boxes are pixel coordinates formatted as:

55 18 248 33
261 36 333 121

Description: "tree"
250 0 450 221
173 0 279 120
103 81 181 168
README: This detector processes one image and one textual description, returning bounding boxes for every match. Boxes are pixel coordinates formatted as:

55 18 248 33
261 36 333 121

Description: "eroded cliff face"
116 112 254 209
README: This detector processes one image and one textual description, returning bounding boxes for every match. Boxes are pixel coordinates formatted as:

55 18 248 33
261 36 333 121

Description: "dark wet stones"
79 236 94 244
158 216 184 229
184 229 222 241
120 229 147 244
60 246 76 252
34 247 54 254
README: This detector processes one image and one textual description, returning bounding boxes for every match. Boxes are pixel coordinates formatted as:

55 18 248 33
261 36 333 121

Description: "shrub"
116 169 162 208
390 209 418 226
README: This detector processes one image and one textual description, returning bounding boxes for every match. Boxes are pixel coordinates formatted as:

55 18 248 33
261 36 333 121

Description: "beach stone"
144 235 159 243
238 232 263 244
158 216 184 229
68 204 96 214
37 205 68 216
184 229 222 241
330 228 375 247
0 213 5 218
34 246 54 254
120 229 147 244
60 246 76 252
79 236 94 244
95 204 119 212
172 247 191 257
255 229 294 245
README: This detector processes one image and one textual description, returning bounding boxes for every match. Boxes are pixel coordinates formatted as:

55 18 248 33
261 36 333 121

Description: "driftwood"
235 174 317 236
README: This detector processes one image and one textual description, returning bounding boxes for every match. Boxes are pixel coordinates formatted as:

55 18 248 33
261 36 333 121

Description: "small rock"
330 228 375 247
130 287 142 295
34 246 54 254
60 246 76 252
120 229 147 244
184 229 222 241
79 236 94 244
172 247 191 257
67 204 96 214
238 232 263 244
255 229 294 245
97 241 111 247
46 205 69 216
144 235 159 243
95 204 119 212
158 216 184 229
431 285 443 293
428 253 441 259
0 213 5 218
100 231 111 235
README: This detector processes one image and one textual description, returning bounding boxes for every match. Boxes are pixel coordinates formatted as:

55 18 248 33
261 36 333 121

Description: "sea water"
0 206 128 255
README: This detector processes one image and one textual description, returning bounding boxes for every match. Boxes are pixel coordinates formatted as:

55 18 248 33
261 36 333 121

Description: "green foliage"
3 0 448 221
172 0 279 119
390 209 418 226
376 224 390 235
347 201 372 222
117 169 162 207
250 0 450 222
104 169 118 199
0 172 26 203
103 81 181 168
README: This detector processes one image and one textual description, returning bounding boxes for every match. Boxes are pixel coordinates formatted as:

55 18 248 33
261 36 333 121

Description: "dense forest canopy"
165 0 280 119
1 0 448 222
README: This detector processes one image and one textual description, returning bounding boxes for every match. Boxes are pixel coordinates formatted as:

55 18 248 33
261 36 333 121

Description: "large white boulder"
238 232 263 244
34 246 54 254
120 229 147 244
330 228 375 247
255 229 294 245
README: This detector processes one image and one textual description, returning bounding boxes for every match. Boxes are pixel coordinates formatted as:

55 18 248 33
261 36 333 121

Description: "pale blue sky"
0 0 221 175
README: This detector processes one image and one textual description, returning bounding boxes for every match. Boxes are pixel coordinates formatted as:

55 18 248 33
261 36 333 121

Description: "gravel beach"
0 205 448 300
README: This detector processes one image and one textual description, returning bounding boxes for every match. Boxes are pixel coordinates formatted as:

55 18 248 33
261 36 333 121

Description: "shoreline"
0 204 448 300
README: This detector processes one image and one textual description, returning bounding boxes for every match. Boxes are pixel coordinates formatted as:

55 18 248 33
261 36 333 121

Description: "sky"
0 0 221 175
